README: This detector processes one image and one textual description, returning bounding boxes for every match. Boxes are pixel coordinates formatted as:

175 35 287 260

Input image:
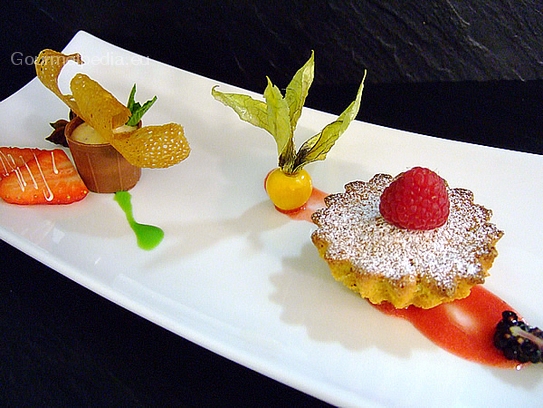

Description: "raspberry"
379 167 450 230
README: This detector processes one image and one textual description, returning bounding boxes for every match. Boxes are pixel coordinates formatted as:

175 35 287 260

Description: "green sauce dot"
114 191 164 250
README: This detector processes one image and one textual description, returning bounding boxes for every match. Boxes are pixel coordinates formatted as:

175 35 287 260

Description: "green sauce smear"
114 191 164 250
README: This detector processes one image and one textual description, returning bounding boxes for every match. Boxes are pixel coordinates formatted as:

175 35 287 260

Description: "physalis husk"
212 51 366 175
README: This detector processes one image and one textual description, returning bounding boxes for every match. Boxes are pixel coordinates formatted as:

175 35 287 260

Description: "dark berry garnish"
494 311 543 364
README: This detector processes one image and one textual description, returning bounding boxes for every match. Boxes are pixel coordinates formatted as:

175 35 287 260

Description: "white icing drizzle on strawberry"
0 151 20 177
34 151 54 201
51 151 59 174
10 151 55 202
13 161 32 192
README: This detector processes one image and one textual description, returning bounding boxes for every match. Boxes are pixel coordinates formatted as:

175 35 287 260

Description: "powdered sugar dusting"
311 174 503 295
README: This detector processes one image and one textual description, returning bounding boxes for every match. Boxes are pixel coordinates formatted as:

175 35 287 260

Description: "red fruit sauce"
374 286 520 369
281 185 522 369
274 187 328 222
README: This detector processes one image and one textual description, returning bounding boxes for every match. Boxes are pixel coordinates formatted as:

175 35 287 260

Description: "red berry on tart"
379 167 450 230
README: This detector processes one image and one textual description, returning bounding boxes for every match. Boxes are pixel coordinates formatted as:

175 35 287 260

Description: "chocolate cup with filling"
65 116 141 193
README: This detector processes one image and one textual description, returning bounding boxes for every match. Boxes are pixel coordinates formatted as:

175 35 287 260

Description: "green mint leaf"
126 84 157 126
126 84 137 113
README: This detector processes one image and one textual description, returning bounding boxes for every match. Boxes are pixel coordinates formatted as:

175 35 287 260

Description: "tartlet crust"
311 174 503 309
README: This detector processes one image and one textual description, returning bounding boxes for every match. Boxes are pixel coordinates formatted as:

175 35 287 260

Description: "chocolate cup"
65 116 141 193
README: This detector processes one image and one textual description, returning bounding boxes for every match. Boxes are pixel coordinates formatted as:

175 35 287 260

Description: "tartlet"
311 173 503 309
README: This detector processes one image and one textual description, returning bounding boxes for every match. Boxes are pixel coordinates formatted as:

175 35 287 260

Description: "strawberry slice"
0 149 88 205
0 147 45 179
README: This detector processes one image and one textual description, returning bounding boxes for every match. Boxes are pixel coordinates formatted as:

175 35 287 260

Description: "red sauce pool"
373 286 521 368
281 185 522 369
275 187 328 222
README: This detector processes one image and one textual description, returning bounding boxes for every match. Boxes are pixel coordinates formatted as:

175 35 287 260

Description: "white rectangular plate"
1 31 542 407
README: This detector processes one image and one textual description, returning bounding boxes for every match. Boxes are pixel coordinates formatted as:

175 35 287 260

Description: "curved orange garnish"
35 49 190 169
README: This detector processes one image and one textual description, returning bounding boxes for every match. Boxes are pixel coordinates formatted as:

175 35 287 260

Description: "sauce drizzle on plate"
283 185 521 368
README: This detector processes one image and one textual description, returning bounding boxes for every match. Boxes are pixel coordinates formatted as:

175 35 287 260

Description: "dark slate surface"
3 0 543 94
1 1 542 406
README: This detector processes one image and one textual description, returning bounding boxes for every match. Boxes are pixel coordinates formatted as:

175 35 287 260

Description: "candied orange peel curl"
35 49 190 168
